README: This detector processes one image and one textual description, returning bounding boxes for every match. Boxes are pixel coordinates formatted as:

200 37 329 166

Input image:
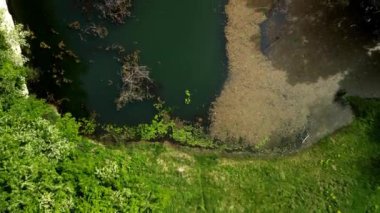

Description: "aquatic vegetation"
94 0 132 23
68 21 109 39
67 21 81 30
78 117 97 136
39 41 50 49
83 23 108 38
68 0 132 41
184 89 191 105
100 101 216 148
103 43 125 53
79 0 132 24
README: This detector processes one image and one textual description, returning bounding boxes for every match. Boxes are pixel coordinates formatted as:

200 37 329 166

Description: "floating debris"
366 43 380 56
68 21 81 30
94 0 132 24
65 50 79 60
84 23 109 38
50 28 60 35
58 40 66 49
53 53 64 60
40 41 51 49
104 43 125 53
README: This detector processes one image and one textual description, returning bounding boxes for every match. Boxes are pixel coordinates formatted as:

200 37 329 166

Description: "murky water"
9 0 228 125
262 0 380 93
10 0 380 147
210 0 380 147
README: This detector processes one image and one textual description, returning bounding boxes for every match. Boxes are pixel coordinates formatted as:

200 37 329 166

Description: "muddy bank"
211 0 380 147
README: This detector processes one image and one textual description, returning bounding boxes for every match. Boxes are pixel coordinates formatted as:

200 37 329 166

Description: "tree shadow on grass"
348 97 380 191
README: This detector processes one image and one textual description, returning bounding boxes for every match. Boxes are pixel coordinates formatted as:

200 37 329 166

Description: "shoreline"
210 0 353 146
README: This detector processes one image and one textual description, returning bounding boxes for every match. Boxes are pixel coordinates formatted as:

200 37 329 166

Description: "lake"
9 0 228 125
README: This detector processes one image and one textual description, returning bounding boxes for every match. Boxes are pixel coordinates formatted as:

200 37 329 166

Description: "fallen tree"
115 51 154 110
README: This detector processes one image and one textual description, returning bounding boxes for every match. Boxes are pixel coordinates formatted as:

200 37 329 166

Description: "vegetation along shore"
0 0 379 211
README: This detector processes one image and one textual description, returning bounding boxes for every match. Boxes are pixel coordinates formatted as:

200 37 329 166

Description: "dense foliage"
101 101 216 148
2 92 380 211
0 14 163 211
0 11 379 212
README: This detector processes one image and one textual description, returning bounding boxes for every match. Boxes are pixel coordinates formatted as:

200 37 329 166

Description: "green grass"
117 114 380 212
64 97 380 212
2 95 379 212
107 97 380 212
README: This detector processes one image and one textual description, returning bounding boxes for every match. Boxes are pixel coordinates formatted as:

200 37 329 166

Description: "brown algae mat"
210 0 380 146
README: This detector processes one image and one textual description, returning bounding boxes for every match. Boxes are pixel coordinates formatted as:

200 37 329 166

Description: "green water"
9 0 227 125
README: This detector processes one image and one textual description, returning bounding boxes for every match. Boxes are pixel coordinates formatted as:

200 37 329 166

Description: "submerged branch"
115 51 154 110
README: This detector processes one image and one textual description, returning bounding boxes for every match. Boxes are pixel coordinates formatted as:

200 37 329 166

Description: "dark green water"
9 0 227 125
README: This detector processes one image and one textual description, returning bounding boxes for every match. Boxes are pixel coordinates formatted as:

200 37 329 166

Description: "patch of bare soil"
210 0 356 147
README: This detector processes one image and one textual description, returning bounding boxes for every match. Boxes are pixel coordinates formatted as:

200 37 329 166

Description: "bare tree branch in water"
115 51 154 110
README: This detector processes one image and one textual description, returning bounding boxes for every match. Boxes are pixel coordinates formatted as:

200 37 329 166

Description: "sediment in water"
210 0 367 147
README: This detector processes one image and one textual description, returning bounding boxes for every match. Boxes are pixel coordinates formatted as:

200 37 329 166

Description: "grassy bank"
0 10 379 213
1 94 380 212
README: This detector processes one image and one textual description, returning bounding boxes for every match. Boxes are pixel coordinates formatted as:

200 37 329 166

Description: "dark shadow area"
349 97 380 193
349 97 380 142
9 0 229 126
9 0 90 118
259 0 380 97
